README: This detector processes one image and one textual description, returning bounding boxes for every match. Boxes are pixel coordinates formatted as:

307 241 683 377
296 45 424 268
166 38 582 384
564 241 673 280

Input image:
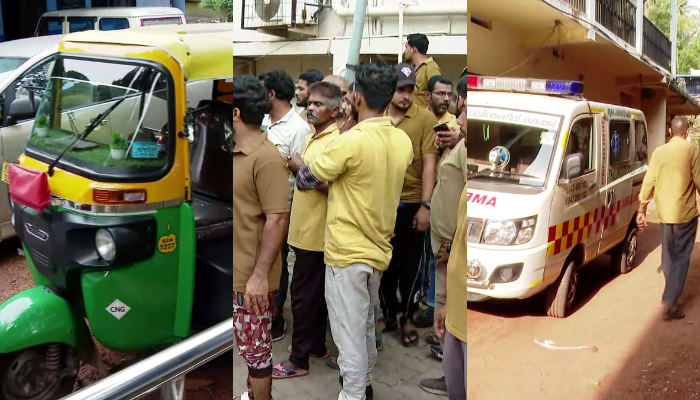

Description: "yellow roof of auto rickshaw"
58 23 234 82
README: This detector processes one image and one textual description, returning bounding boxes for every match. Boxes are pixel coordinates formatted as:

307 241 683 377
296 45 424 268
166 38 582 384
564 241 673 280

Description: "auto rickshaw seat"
192 237 233 328
192 194 233 242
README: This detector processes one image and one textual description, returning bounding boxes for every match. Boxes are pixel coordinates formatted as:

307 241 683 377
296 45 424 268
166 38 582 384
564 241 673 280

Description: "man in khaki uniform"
638 116 700 320
404 33 442 107
231 76 290 400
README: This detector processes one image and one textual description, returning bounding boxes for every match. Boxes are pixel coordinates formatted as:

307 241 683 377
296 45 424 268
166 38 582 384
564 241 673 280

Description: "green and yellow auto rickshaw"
0 23 234 399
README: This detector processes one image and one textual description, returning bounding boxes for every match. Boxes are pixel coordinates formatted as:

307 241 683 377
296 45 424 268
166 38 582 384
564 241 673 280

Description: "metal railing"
562 0 587 13
61 318 233 400
676 76 700 98
595 0 637 47
643 16 672 70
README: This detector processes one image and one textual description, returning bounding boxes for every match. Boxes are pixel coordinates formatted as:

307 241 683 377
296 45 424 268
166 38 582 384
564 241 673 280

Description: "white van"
0 35 64 241
35 7 185 36
465 75 648 318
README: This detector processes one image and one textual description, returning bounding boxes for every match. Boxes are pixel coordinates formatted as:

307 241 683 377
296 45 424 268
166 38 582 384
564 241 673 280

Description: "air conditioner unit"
242 0 321 37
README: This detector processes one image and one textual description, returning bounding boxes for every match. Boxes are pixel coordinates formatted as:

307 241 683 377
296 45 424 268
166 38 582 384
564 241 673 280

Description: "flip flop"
425 333 440 346
326 357 340 370
272 362 309 379
287 345 330 359
401 323 419 348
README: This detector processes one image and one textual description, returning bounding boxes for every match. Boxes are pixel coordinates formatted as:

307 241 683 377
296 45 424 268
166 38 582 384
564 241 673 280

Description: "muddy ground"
0 237 232 400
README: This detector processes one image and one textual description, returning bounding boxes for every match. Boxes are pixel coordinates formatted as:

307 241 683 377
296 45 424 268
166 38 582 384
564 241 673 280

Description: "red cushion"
8 164 51 211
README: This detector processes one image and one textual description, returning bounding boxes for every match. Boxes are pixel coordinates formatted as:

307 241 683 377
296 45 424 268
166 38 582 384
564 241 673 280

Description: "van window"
58 0 86 9
634 121 648 164
99 18 130 31
609 120 631 165
68 17 96 33
37 17 64 36
0 57 55 124
565 117 594 174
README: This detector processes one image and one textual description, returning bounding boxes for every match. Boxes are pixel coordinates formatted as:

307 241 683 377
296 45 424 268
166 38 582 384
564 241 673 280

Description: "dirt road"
467 211 700 400
0 238 232 399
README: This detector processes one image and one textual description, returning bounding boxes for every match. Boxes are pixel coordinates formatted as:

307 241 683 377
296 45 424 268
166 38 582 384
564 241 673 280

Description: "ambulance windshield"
466 107 561 188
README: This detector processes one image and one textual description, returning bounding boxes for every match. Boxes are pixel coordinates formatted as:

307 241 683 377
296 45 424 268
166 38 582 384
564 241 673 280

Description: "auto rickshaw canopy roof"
59 23 234 82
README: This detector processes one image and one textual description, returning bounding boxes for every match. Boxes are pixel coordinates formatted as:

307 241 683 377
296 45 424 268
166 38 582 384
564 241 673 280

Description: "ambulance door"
599 116 635 254
551 114 605 265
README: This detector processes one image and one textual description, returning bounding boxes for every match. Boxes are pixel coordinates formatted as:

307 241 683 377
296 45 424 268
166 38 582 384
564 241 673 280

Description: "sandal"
272 361 309 379
662 306 685 321
287 345 330 359
326 357 340 370
425 333 440 346
401 322 419 348
380 317 398 333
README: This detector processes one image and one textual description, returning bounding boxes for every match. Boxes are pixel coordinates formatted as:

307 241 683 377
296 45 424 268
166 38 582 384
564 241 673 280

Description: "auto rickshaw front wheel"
0 344 78 400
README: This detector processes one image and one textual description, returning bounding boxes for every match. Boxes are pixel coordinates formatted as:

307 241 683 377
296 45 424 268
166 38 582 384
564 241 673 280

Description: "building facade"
468 0 699 154
232 0 467 87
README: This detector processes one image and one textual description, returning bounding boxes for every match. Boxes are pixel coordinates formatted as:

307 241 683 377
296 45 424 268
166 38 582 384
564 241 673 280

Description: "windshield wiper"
467 170 543 181
46 95 129 176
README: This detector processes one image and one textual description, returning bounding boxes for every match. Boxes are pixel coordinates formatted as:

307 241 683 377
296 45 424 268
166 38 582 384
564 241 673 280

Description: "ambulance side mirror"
559 153 584 184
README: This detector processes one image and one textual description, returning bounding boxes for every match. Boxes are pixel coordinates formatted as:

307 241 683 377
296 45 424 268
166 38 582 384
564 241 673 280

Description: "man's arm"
297 133 355 190
636 153 657 232
691 146 700 193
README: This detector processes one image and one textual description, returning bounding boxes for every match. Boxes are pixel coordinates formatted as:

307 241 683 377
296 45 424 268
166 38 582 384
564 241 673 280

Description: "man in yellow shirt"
381 63 438 348
272 82 342 379
638 116 700 320
404 33 442 107
296 62 413 400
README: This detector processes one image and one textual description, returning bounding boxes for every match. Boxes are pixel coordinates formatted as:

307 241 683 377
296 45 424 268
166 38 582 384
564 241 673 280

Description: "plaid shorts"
233 291 276 379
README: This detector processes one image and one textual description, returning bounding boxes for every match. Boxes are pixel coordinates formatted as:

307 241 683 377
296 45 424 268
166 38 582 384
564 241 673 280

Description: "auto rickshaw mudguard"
0 286 90 354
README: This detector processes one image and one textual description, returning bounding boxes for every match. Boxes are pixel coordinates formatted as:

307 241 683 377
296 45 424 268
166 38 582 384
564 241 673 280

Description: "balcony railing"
643 16 672 70
595 0 636 47
562 0 587 12
676 76 700 98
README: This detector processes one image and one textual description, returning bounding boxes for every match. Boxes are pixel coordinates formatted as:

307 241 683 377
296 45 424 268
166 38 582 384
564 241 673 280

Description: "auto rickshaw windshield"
25 56 174 181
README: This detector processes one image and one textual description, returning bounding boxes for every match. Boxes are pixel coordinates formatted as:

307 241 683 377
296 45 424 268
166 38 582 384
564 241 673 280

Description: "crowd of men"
231 33 469 400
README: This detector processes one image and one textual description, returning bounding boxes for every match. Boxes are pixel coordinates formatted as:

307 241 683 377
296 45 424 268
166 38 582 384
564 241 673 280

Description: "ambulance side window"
565 117 594 174
609 120 631 165
634 121 648 164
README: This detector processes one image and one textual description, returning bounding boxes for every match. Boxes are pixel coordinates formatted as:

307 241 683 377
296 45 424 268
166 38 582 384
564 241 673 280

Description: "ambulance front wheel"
545 259 578 318
613 227 638 274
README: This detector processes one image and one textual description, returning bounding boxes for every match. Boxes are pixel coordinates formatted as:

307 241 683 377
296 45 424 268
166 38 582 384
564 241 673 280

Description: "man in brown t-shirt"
231 76 290 400
380 63 438 347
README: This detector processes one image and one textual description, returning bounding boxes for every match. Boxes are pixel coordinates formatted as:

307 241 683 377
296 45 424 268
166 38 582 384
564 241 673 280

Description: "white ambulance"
465 75 648 318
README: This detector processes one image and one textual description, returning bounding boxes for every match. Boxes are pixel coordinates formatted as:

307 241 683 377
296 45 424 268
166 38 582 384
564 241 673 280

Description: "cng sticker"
106 299 131 320
158 233 178 253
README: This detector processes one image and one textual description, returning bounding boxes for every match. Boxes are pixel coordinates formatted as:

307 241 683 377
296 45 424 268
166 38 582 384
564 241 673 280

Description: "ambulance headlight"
483 216 537 245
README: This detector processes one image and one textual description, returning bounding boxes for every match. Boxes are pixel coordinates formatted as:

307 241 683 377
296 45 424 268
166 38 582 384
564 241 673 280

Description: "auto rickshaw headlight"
96 228 117 262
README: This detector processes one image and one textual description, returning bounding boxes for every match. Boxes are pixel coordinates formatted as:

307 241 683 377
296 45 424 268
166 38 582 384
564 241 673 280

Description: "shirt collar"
270 107 297 127
313 123 338 140
669 136 687 143
234 131 268 155
385 102 418 122
416 57 435 69
353 116 393 130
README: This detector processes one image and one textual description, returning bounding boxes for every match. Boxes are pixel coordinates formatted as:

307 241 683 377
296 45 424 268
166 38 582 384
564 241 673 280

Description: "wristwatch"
421 200 431 210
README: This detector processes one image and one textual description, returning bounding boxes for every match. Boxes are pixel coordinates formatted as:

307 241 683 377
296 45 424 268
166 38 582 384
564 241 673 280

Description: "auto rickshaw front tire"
545 260 578 318
0 344 78 400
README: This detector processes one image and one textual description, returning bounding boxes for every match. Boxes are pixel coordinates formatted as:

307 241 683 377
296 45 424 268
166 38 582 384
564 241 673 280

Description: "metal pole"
343 0 368 84
671 0 678 75
398 2 404 64
61 319 233 400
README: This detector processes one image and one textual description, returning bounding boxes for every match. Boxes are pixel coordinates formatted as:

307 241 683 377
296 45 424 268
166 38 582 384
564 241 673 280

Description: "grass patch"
30 128 166 168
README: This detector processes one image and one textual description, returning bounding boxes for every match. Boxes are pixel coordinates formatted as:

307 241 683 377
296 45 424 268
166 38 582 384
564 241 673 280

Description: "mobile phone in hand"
434 123 449 132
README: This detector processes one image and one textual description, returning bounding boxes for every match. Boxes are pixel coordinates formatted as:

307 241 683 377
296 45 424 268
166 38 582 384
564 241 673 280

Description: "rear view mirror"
559 153 584 184
7 96 40 126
